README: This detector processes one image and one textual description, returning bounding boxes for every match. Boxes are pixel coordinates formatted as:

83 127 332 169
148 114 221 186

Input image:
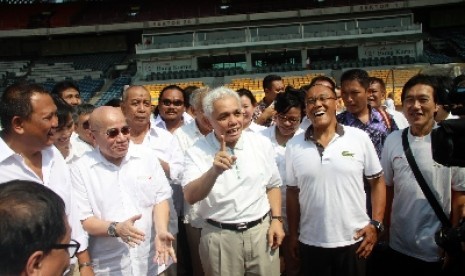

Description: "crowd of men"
0 70 465 276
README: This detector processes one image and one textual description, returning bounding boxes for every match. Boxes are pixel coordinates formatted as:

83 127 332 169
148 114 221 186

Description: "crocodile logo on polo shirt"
341 150 355 157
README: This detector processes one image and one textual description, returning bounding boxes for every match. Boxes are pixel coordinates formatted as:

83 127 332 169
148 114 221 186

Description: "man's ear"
11 116 25 135
25 250 45 275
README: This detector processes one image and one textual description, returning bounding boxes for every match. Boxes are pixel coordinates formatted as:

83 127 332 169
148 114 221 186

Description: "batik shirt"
336 106 398 158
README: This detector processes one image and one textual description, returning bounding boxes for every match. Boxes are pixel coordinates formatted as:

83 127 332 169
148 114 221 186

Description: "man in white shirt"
367 77 409 129
120 85 184 275
183 86 284 276
71 106 176 275
0 82 94 275
174 87 212 276
286 83 386 276
381 74 465 275
70 103 96 161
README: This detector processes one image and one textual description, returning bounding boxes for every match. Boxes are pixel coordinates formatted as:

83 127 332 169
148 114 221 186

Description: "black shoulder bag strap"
402 128 451 228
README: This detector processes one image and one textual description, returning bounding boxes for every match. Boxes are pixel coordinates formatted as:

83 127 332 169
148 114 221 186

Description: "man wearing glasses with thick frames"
72 106 176 275
0 180 76 275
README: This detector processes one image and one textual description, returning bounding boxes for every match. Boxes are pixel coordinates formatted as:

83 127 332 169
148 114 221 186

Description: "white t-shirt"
381 128 465 262
286 125 382 248
71 143 172 275
386 109 409 129
182 131 282 223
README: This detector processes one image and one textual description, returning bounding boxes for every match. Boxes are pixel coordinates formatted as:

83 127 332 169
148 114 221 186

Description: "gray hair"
203 86 241 119
190 86 211 112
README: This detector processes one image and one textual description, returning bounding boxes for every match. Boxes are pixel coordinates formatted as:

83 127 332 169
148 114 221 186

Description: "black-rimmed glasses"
277 114 300 124
51 239 80 258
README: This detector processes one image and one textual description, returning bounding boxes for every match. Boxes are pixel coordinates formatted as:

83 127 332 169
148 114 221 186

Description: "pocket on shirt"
134 178 157 207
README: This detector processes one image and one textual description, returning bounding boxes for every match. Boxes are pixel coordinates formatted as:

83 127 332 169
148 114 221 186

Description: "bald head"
89 106 125 131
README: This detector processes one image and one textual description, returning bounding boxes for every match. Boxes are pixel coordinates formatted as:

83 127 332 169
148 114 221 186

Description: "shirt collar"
305 123 345 142
88 141 141 168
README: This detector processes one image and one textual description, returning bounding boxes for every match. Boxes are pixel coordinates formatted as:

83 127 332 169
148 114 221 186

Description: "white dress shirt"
0 139 89 252
173 120 209 228
71 143 172 275
182 131 282 223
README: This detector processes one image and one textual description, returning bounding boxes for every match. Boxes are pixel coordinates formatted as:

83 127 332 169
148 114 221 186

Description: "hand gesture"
212 135 237 174
154 231 177 265
117 214 146 247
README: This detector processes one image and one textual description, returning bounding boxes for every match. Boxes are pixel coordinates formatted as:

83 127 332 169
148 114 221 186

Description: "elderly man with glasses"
71 106 176 275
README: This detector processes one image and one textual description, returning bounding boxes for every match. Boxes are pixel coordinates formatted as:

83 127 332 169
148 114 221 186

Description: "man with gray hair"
183 86 284 276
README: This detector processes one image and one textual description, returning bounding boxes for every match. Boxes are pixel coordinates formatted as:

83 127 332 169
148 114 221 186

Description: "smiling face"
275 107 301 137
121 86 152 128
367 81 386 108
53 114 74 158
20 93 58 151
209 95 244 148
341 79 369 117
90 107 130 165
240 95 255 128
306 84 338 130
402 84 438 135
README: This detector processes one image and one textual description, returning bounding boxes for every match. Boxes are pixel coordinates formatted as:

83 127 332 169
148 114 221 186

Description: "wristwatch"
107 221 119 237
369 220 385 233
271 216 283 223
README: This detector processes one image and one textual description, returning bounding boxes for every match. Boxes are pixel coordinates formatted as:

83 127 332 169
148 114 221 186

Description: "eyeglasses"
306 95 337 105
277 114 300 124
106 126 131 138
161 99 184 107
51 239 80 258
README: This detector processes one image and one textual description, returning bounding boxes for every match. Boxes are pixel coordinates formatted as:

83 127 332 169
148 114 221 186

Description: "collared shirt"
0 138 89 252
71 143 172 275
70 132 94 159
381 128 465 262
337 106 398 158
152 112 194 132
182 131 282 223
173 120 209 228
286 125 382 248
137 123 184 234
259 125 303 232
245 122 266 133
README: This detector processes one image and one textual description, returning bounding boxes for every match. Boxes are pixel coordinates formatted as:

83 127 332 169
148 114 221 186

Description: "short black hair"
0 180 67 275
275 87 305 120
263 74 282 90
309 76 336 91
340 69 370 89
0 82 51 134
368 77 386 91
401 74 439 104
51 80 80 98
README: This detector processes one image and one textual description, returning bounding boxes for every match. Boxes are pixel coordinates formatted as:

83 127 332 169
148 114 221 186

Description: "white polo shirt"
182 131 282 223
286 125 382 248
174 120 209 228
381 129 465 262
71 143 172 275
0 138 89 252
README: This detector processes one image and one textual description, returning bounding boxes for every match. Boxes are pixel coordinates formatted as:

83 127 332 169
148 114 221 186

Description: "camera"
435 219 465 256
431 75 465 167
